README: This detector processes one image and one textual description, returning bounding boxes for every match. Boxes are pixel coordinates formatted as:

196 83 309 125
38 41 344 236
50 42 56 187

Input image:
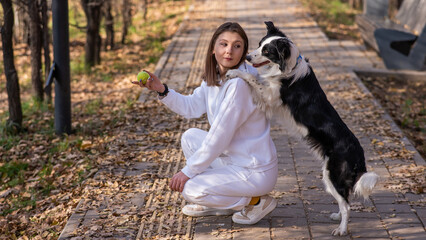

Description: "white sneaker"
232 195 277 224
182 204 234 217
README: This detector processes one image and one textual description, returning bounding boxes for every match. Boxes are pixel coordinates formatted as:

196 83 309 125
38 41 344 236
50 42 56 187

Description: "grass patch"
0 98 55 151
1 195 36 216
0 61 4 77
299 0 361 40
68 3 87 40
0 130 21 151
0 161 29 189
71 54 90 76
84 98 103 115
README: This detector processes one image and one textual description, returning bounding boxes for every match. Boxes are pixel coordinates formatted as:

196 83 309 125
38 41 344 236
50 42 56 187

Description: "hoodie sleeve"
160 82 207 119
181 78 256 178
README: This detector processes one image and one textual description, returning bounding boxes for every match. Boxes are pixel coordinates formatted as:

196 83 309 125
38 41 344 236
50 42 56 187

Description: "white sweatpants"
180 128 278 211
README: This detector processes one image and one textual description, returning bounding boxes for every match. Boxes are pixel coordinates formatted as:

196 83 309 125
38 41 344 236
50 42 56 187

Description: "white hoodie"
161 63 278 178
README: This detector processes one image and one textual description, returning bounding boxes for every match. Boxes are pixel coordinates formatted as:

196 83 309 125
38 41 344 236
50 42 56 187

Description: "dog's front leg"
225 69 272 115
225 69 265 89
226 69 267 99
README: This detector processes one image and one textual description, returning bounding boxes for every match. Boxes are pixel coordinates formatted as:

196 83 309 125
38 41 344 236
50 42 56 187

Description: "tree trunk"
81 0 103 68
1 0 23 132
41 0 51 103
103 0 114 50
27 0 44 102
12 1 30 45
142 0 148 20
121 0 132 44
350 0 362 9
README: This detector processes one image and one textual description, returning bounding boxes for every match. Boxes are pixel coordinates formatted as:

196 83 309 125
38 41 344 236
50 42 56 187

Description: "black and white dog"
226 21 379 236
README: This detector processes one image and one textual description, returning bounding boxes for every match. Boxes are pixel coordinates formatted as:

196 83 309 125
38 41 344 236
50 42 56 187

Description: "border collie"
226 21 379 236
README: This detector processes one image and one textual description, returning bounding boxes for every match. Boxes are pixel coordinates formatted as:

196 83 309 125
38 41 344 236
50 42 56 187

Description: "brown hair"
203 22 249 86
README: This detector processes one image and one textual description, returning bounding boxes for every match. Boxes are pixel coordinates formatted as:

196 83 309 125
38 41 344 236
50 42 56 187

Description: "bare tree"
121 0 132 44
41 0 51 102
1 0 23 132
12 1 29 44
348 0 362 9
141 0 148 20
103 0 114 50
81 0 104 68
27 0 43 102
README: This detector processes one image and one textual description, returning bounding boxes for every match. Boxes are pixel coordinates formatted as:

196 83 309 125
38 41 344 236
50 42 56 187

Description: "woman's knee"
181 180 206 204
181 128 206 157
181 128 199 145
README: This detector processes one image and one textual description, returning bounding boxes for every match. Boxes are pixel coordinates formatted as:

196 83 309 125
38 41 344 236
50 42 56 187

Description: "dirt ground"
360 76 426 159
0 1 190 238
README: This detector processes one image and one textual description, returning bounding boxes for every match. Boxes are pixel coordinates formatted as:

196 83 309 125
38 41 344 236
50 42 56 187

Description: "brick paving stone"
81 210 99 226
404 193 425 203
58 200 86 240
353 238 390 240
375 203 414 213
277 197 304 208
372 193 406 204
271 217 311 239
302 195 336 205
275 174 298 185
386 224 426 239
196 215 233 225
412 208 426 227
294 158 321 166
382 212 422 224
349 218 389 238
308 211 336 224
277 163 295 171
193 222 232 240
306 203 340 214
310 223 352 240
233 219 271 239
270 206 306 218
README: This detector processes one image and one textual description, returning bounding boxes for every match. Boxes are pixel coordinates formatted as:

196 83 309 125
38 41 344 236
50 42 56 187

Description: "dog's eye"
262 49 268 54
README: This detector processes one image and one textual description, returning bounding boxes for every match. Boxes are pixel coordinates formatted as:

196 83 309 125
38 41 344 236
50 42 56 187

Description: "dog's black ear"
265 21 287 37
265 21 280 34
275 38 292 71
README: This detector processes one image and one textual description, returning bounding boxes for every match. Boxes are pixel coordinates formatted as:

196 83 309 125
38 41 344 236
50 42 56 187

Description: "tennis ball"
137 71 150 84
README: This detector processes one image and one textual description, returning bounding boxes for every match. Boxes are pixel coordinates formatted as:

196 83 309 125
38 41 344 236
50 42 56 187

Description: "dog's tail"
353 172 379 200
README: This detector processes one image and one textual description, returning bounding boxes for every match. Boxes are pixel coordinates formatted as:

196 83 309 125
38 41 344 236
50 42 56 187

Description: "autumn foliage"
0 0 189 238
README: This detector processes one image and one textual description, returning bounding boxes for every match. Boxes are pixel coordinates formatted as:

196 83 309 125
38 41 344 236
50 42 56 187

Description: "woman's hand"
131 70 166 93
169 171 190 192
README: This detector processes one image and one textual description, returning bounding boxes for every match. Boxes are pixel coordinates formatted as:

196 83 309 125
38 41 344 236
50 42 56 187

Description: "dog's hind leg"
322 167 350 236
330 194 350 236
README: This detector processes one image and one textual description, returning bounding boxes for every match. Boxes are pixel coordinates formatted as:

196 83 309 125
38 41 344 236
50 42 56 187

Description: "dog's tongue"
252 61 270 68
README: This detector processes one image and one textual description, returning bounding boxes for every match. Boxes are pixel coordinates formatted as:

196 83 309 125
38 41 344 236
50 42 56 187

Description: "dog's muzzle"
246 55 270 68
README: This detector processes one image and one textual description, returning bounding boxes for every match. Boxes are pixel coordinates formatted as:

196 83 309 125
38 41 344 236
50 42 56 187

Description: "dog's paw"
331 226 348 236
330 212 341 221
225 69 242 80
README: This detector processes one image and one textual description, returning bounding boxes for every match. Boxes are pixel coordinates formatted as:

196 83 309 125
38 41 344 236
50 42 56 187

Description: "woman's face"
213 31 245 76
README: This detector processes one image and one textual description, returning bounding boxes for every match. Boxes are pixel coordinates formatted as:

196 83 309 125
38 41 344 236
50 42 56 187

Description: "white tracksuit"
160 63 278 210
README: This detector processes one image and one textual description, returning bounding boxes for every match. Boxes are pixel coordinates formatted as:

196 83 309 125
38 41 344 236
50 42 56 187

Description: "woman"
133 22 278 224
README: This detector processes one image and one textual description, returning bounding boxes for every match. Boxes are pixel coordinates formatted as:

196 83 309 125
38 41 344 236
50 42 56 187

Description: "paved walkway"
59 0 425 239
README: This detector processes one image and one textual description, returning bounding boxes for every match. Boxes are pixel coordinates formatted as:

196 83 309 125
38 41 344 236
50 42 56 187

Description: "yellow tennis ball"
137 71 150 84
